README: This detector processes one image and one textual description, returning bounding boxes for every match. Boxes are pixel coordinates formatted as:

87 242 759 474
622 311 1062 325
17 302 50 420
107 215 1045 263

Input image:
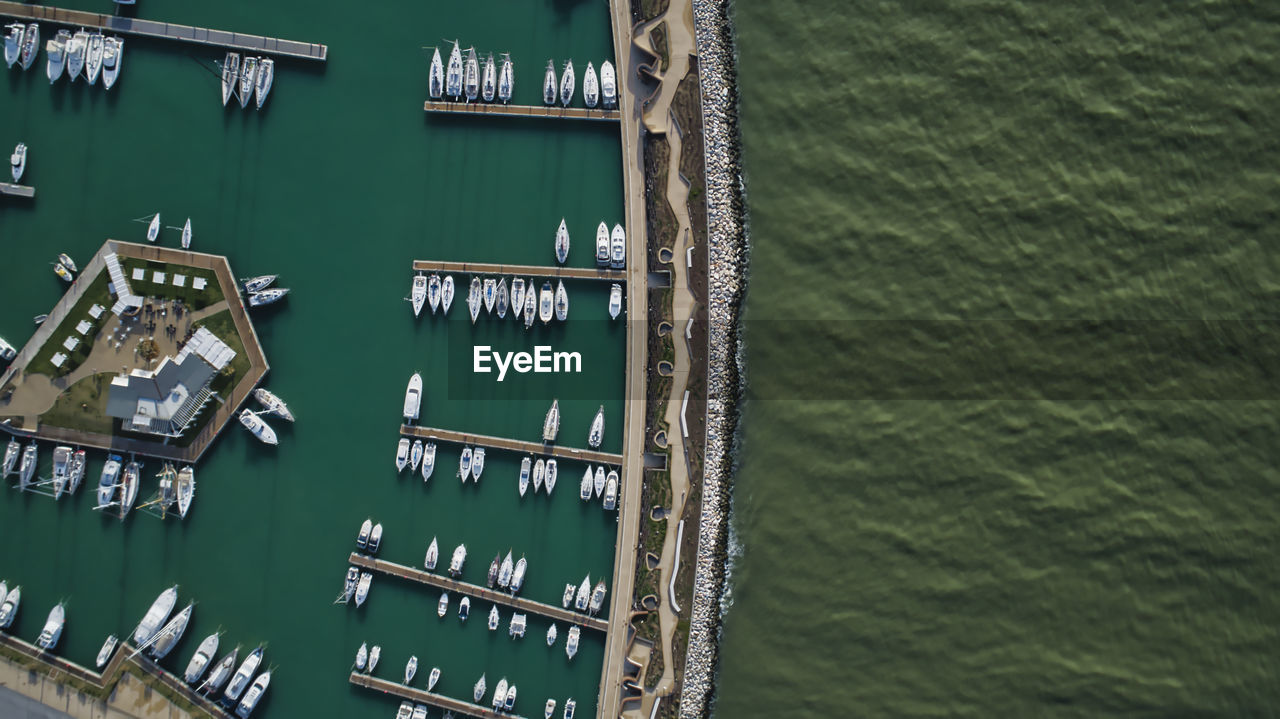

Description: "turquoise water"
1 0 625 716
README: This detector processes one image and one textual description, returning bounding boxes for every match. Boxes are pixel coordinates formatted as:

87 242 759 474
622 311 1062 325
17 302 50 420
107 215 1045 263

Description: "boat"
595 466 606 499
2 439 18 477
368 523 383 553
589 580 608 615
467 276 482 324
184 633 220 683
611 223 626 268
101 36 122 90
601 59 617 109
248 288 289 307
410 439 424 472
149 601 194 660
33 314 48 325
3 23 19 68
0 586 19 628
523 281 537 329
428 666 440 691
254 58 273 109
537 281 554 324
609 283 623 319
8 143 25 183
224 646 264 702
543 60 556 105
146 213 161 243
595 222 609 265
555 280 568 321
18 444 36 490
496 278 509 318
575 577 590 611
45 30 68 82
51 446 71 500
506 685 518 711
492 678 509 709
422 274 440 315
424 537 438 571
97 454 122 508
566 626 580 660
66 29 86 81
96 634 118 668
546 698 557 719
545 459 558 494
459 596 470 622
483 278 496 313
200 647 238 694
472 447 485 480
498 53 513 103
241 275 277 293
368 645 381 672
565 697 577 719
482 52 496 102
120 459 141 517
518 457 531 497
253 388 294 422
421 443 436 481
408 273 425 317
239 410 278 445
428 46 443 99
498 551 513 589
560 60 575 107
562 584 575 608
604 471 619 510
510 278 526 320
54 263 73 283
473 674 486 702
356 518 372 550
487 554 499 587
238 56 258 108
85 32 102 84
546 624 557 646
555 218 570 264
403 372 422 421
459 446 472 482
449 543 466 576
355 572 372 606
543 399 560 441
446 41 463 99
396 702 412 719
589 406 605 448
405 655 418 684
580 466 593 501
464 46 479 101
0 335 13 361
341 567 358 603
66 448 85 495
436 592 449 618
441 275 455 314
395 437 410 472
509 613 527 638
37 603 64 650
19 23 38 72
583 62 599 108
176 466 195 519
221 53 240 106
235 671 270 718
134 585 179 645
532 461 545 496
511 556 527 593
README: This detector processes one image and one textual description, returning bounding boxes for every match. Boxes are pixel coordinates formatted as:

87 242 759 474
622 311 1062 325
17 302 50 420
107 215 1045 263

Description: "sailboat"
559 60 575 107
421 443 436 481
459 446 472 482
101 36 122 90
498 53 513 104
580 466 593 501
426 274 440 314
539 281 554 324
428 46 443 99
488 605 500 630
184 633 220 684
464 47 479 101
97 454 122 508
241 274 277 293
51 446 71 500
496 278 509 319
223 645 264 703
533 458 545 493
253 388 295 421
45 30 68 83
546 624 558 646
405 655 418 684
492 678 509 709
66 29 86 81
18 444 36 491
482 52 496 102
594 465 606 499
238 56 258 109
543 399 560 442
441 274 455 314
473 674 487 702
543 60 556 105
408 274 427 317
523 281 537 329
134 585 179 645
85 32 103 85
498 551 513 589
404 372 422 421
180 217 192 249
446 41 463 99
518 457 531 497
68 448 87 495
467 276 482 324
589 406 605 448
37 602 64 650
176 466 195 519
369 645 381 672
149 601 194 660
120 459 141 517
483 278 497 313
601 59 617 109
221 53 240 106
555 219 570 264
487 554 500 587
555 280 569 321
583 62 599 108
255 57 274 109
609 283 623 319
545 459 558 494
424 537 439 571
3 24 20 69
611 223 626 268
1 439 17 477
510 278 526 321
199 647 239 695
19 23 39 72
146 213 161 243
428 666 440 691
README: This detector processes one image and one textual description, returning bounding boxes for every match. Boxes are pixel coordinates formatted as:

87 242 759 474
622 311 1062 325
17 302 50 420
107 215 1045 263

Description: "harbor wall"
679 0 748 717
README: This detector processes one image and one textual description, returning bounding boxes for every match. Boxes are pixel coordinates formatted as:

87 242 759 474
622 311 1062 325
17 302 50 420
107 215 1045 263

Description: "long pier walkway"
349 553 609 633
425 100 619 122
400 425 624 467
0 1 328 60
0 182 35 198
411 259 626 282
350 672 526 719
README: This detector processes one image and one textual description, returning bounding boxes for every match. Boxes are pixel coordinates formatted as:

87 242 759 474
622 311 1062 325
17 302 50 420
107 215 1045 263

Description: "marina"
410 259 626 282
350 672 528 719
424 100 620 122
398 425 623 468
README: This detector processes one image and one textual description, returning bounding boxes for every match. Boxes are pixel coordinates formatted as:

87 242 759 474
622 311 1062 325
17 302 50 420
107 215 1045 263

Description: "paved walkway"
0 654 197 719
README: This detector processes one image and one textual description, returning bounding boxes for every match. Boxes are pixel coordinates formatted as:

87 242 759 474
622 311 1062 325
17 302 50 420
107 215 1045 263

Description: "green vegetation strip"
120 257 225 310
25 271 113 379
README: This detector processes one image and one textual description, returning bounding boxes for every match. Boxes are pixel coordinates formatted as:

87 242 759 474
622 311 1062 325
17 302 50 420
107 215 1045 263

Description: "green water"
1 0 624 716
718 2 1280 717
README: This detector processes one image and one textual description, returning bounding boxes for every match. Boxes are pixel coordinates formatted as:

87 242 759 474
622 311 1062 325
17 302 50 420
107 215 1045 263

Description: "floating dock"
0 182 35 198
0 1 327 60
425 100 619 122
399 425 624 467
350 672 527 719
349 553 610 633
410 259 626 282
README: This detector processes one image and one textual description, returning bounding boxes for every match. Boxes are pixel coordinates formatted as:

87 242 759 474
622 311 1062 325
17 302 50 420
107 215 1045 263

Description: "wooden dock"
0 182 35 198
350 672 528 719
425 100 620 122
410 259 626 282
349 553 609 633
0 1 327 60
399 425 624 467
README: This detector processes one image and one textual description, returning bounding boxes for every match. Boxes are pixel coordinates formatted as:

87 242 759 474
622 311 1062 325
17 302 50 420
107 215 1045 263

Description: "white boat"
405 655 418 684
423 274 441 315
368 523 383 553
238 56 258 109
474 674 487 702
176 466 195 519
555 280 568 321
459 595 470 621
45 30 68 83
449 543 466 576
101 36 122 90
97 454 122 508
51 446 70 500
498 551 513 589
505 685 518 711
575 576 591 611
239 410 278 445
54 263 74 283
428 46 443 99
254 58 273 109
368 645 380 672
555 218 570 264
421 443 436 481
523 280 537 329
120 459 140 517
19 23 38 72
96 634 118 668
488 605 499 631
224 646 263 702
539 281 554 324
464 47 479 101
589 406 605 448
584 62 599 108
133 585 178 645
566 626 580 660
221 52 240 106
560 60 575 107
488 554 500 587
562 583 575 608
492 678 509 709
458 446 472 482
609 284 623 319
85 32 103 84
146 213 161 243
589 580 607 615
545 459 558 494
235 671 270 717
565 698 577 719
510 278 526 320
546 624 557 646
149 601 193 660
395 438 409 472
341 567 358 603
604 470 619 510
595 222 610 266
0 335 15 361
580 466 593 501
253 388 294 422
18 444 36 491
410 439 424 471
481 52 496 102
241 274 277 293
594 465 606 499
436 592 449 618
184 633 220 684
3 23 20 68
519 457 531 496
601 59 617 109
356 518 372 550
496 278 509 319
543 60 556 105
10 143 25 183
355 572 372 606
611 223 626 268
1 439 17 476
546 698 557 719
68 448 85 495
467 276 482 324
37 603 64 651
403 372 422 421
247 288 289 307
428 666 440 691
498 53 513 104
472 447 485 480
424 537 438 570
543 399 560 442
0 586 19 628
483 278 496 313
177 216 192 248
66 30 87 81
446 41 463 99
396 702 413 719
200 647 239 695
511 557 527 593
441 274 455 314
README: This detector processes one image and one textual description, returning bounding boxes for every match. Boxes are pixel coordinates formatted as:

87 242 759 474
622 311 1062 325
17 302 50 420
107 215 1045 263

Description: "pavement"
0 656 195 719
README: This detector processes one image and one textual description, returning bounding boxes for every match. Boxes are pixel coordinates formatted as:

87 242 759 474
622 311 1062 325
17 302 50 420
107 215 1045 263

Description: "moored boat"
101 36 122 90
422 443 436 481
611 223 626 268
254 57 273 109
354 572 372 606
395 437 409 472
575 576 590 612
221 52 240 106
428 46 443 99
133 584 178 645
523 280 537 329
97 634 118 668
511 556 528 594
543 60 556 105
441 274 455 314
449 543 466 576
405 655 418 684
565 697 577 718
498 551 513 589
488 605 500 631
589 580 608 615
410 439 424 472
84 32 102 84
0 585 19 628
149 601 194 660
555 280 568 321
424 537 439 571
199 647 239 694
356 518 372 550
562 583 575 608
223 645 263 703
437 592 449 618
594 465 606 499
609 283 623 319
253 388 294 422
511 278 526 320
546 698 557 719
519 457 531 497
464 46 479 101
559 60 575 107
583 62 599 108
19 23 38 72
368 645 381 672
238 410 278 445
565 626 580 660
446 40 463 99
68 448 85 495
180 217 191 249
496 278 509 319
176 466 195 519
241 274 277 293
601 59 617 109
472 447 485 480
428 666 440 691
2 439 19 477
498 53 513 103
427 274 441 314
596 222 609 266
459 446 472 482
544 459 558 494
410 273 427 317
539 281 554 324
589 406 605 448
3 23 20 69
238 56 258 109
580 466 593 501
146 212 161 243
120 459 141 517
483 277 496 313
555 218 570 264
467 276 482 324
235 671 270 718
45 30 68 83
97 454 122 508
247 288 289 307
51 446 71 500
54 263 73 283
184 633 220 684
403 372 422 421
487 553 500 587
546 624 557 646
459 596 470 622
492 678 509 709
9 143 25 183
604 470 619 510
543 398 560 441
66 29 87 81
474 674 487 702
481 52 496 102
37 602 64 650
18 444 37 490
368 523 382 553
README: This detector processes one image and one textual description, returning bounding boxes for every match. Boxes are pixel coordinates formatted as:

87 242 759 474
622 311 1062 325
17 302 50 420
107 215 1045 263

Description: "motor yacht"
596 222 609 265
0 585 19 628
235 671 270 717
604 470 618 510
356 518 372 550
241 274 277 293
436 592 449 618
184 633 220 684
239 410 278 445
101 36 122 90
3 23 20 68
10 142 25 183
566 626 580 660
45 30 68 83
488 605 500 631
611 223 626 268
539 281 554 324
355 572 372 607
459 596 470 622
395 437 409 472
422 443 436 481
97 634 119 668
511 557 527 594
601 59 617 109
589 580 608 615
97 454 122 508
404 372 422 421
472 447 485 480
449 543 466 576
368 523 383 553
609 283 623 319
37 602 64 650
223 646 264 703
66 29 87 81
410 274 427 317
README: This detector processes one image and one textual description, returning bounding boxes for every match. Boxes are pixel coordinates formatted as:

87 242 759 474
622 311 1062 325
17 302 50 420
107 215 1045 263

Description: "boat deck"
0 1 327 60
0 182 35 198
400 424 624 467
411 259 626 282
350 672 529 719
424 100 619 122
348 553 609 633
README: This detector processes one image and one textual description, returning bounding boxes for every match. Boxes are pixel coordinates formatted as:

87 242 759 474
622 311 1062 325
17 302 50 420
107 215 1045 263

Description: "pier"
0 182 35 198
411 259 626 282
350 672 528 719
425 100 619 122
349 553 610 633
400 425 624 467
0 1 327 60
